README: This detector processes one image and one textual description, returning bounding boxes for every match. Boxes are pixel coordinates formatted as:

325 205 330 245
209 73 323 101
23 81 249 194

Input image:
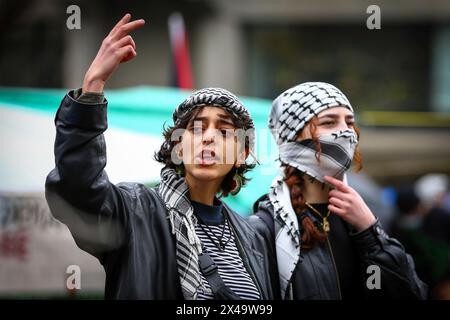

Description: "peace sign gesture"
82 14 145 93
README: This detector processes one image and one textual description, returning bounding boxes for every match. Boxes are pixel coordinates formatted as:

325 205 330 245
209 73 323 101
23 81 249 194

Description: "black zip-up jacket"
45 91 273 300
249 194 428 300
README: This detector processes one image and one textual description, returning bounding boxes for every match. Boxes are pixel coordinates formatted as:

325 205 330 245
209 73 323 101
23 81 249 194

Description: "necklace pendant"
322 218 330 233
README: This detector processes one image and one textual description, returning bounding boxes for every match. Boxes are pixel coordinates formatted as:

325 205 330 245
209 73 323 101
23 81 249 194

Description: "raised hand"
82 14 145 93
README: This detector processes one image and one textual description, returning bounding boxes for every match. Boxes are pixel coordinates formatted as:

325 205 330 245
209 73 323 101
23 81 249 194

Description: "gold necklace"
305 202 331 233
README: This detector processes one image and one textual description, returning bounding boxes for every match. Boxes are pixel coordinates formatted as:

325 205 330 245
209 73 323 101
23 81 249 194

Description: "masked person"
249 82 427 300
45 14 273 300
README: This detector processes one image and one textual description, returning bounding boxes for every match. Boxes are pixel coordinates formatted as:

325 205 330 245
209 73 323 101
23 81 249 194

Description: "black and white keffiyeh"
278 129 358 183
158 167 204 300
269 130 358 298
268 82 357 299
268 173 301 299
269 82 353 145
157 88 256 299
173 87 254 130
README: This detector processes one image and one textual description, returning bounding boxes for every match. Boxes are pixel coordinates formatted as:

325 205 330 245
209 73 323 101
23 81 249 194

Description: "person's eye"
220 128 234 137
190 126 203 134
320 121 334 126
347 122 355 127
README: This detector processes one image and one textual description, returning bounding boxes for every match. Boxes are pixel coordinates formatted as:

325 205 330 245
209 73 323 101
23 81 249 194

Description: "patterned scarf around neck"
268 171 301 299
157 167 205 300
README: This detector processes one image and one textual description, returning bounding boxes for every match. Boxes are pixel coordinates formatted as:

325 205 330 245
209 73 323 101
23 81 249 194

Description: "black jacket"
249 194 428 300
45 91 273 300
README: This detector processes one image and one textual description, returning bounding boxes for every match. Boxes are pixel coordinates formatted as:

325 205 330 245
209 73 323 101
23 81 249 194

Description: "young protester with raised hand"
45 14 273 300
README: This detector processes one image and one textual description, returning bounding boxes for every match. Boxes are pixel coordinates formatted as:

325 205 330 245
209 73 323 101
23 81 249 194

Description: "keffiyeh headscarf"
159 88 254 300
269 82 353 144
268 82 357 298
173 87 254 131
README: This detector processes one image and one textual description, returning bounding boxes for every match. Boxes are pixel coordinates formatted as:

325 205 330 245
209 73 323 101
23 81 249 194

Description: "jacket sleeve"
351 219 428 299
45 90 134 258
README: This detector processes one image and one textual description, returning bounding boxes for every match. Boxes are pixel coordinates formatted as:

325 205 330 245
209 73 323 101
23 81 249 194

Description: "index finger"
324 175 351 192
109 13 131 37
113 19 146 39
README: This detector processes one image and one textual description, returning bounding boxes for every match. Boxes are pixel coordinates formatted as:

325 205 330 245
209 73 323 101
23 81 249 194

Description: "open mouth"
198 149 217 166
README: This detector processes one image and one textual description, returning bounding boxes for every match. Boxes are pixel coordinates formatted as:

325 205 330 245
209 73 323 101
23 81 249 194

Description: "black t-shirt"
294 203 364 299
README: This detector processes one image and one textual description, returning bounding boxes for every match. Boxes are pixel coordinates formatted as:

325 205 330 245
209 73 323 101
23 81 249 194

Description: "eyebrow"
318 113 354 120
189 114 235 126
217 113 235 125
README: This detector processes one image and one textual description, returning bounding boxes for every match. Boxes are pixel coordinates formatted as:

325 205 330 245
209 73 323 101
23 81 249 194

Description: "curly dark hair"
154 106 256 197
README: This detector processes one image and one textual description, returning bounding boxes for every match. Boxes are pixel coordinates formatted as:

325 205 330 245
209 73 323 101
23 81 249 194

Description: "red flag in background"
168 12 193 89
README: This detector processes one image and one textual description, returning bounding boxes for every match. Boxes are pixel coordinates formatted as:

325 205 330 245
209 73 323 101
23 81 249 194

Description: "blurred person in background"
391 185 450 300
45 14 274 300
249 82 427 300
414 174 450 243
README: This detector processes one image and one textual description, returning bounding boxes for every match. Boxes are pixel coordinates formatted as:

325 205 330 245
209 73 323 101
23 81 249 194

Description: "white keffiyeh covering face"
268 82 357 298
278 129 358 183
